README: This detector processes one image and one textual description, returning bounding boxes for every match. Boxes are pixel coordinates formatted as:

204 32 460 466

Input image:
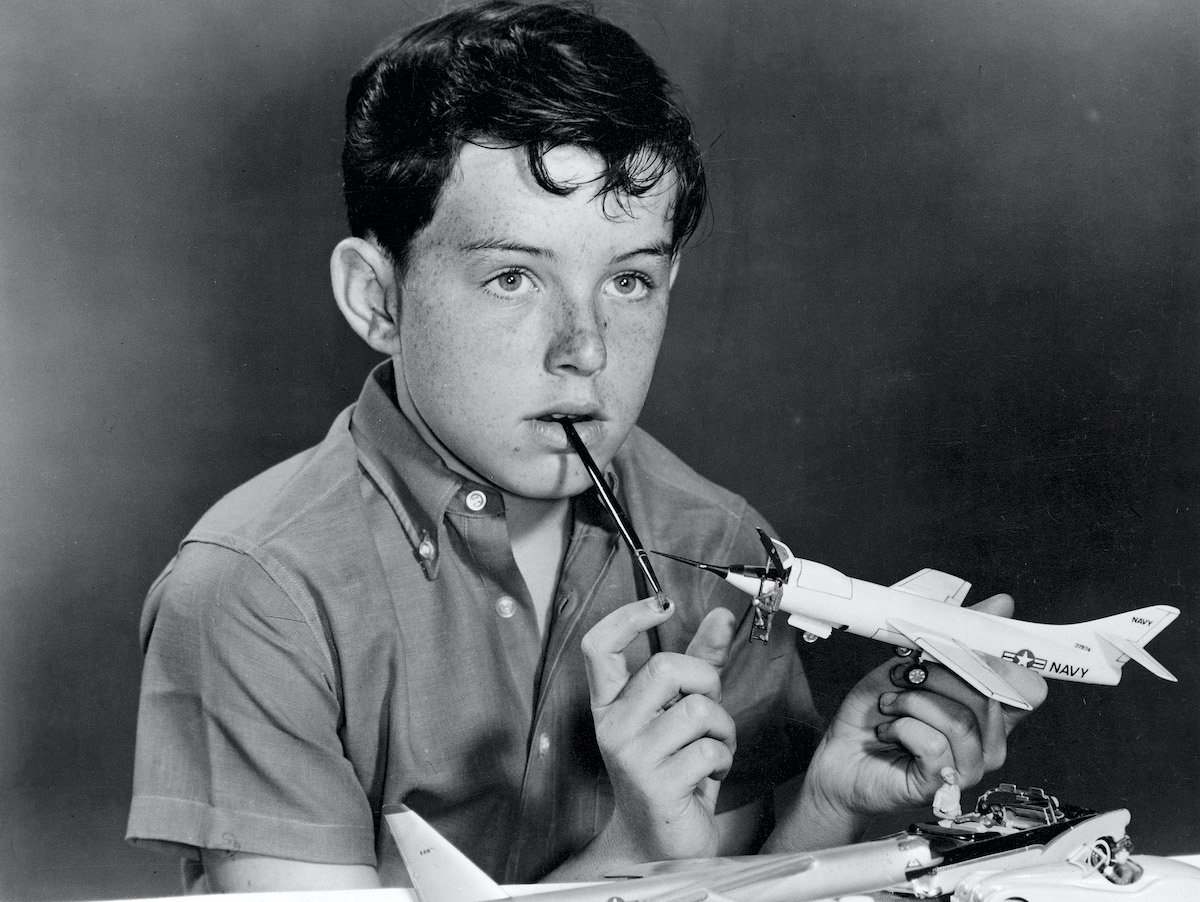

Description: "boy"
127 1 1044 892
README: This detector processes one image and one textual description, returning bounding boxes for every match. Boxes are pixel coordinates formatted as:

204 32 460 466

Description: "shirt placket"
446 486 544 725
505 517 623 881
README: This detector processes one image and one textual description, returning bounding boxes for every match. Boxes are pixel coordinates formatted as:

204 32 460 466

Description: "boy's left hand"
768 593 1048 851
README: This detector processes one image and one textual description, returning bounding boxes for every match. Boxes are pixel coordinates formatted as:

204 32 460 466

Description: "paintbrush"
558 419 667 607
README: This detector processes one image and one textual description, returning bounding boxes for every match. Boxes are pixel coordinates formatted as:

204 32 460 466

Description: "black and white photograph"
2 2 1197 899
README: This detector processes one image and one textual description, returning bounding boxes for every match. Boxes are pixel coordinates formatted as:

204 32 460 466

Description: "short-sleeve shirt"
126 362 823 885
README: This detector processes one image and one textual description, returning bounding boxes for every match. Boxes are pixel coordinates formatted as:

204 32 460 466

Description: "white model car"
953 854 1200 901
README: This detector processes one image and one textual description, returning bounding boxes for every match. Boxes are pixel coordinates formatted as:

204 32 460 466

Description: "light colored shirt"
127 362 822 885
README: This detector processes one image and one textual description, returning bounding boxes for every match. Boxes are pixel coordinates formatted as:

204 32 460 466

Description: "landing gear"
901 663 929 686
895 646 915 657
802 631 820 643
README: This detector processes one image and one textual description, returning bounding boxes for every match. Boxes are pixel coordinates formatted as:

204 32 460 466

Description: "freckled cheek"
604 312 668 406
420 314 533 418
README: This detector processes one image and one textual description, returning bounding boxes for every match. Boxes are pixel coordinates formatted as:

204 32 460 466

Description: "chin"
486 460 596 501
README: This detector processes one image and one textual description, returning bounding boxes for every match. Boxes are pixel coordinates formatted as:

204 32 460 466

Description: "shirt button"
495 596 517 618
465 490 487 511
537 732 551 756
417 538 435 560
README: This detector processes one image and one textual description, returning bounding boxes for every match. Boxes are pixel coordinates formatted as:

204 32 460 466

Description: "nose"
544 293 607 376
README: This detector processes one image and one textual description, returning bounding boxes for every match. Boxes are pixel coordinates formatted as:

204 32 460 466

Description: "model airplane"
655 530 1179 710
384 803 934 902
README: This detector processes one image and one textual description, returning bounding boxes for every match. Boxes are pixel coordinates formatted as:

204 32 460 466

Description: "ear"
331 237 401 355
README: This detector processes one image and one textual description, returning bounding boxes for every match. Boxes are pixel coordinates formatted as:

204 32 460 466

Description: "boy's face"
395 142 678 499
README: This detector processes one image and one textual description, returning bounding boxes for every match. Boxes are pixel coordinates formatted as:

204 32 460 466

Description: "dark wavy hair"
342 0 707 271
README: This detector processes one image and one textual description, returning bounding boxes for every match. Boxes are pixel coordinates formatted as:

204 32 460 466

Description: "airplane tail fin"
384 805 510 902
1088 605 1179 682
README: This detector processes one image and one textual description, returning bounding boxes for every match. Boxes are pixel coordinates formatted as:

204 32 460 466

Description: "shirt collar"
351 361 479 578
349 360 621 577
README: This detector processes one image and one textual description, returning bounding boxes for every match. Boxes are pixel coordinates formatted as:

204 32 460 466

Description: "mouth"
531 410 604 449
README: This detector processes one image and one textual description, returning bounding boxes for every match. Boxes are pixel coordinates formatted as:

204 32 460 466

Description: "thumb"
969 592 1014 618
685 607 737 669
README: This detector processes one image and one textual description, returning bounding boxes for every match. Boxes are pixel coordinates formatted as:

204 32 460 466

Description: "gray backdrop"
2 1 1197 899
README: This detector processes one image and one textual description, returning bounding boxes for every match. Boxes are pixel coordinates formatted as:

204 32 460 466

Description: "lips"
532 409 604 447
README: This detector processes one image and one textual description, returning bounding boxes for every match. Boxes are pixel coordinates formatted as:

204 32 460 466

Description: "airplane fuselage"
725 562 1119 685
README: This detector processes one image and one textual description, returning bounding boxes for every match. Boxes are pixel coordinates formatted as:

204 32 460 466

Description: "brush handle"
560 421 664 598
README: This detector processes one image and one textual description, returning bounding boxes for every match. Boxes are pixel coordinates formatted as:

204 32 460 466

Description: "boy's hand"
579 597 738 866
767 593 1048 852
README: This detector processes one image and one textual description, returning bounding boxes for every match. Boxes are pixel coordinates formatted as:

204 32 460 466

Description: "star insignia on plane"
1002 648 1047 670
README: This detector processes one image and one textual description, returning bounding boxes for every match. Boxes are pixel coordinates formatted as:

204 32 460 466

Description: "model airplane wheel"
895 646 914 657
902 664 928 686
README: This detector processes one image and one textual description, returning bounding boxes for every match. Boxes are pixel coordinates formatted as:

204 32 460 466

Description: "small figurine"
655 529 1179 710
933 767 962 824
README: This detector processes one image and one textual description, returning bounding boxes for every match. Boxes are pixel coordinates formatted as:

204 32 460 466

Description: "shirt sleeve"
126 540 377 865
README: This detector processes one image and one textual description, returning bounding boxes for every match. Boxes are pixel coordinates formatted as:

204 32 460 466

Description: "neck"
503 493 572 638
502 493 571 539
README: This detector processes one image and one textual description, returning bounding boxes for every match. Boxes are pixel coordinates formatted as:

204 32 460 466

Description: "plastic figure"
934 767 963 823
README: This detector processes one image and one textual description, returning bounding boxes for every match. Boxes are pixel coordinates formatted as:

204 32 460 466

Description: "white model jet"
384 803 934 902
656 530 1178 710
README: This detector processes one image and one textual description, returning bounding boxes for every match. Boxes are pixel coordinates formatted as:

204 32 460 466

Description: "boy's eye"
486 270 536 295
607 273 651 299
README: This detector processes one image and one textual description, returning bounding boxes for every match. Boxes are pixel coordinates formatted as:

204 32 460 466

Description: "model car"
953 854 1200 901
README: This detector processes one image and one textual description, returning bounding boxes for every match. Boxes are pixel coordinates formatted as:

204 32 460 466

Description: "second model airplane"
656 530 1178 710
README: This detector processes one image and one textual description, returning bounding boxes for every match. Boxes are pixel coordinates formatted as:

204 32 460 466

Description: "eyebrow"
459 238 553 257
458 237 675 263
614 240 674 262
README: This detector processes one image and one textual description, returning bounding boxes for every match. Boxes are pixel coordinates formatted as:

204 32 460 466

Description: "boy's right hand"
579 597 738 866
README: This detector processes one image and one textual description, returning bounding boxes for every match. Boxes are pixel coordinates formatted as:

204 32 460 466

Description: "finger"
663 735 736 787
698 775 722 812
685 607 737 669
879 689 987 786
889 663 1008 770
968 592 1014 618
582 596 676 708
620 652 724 721
961 593 1050 715
983 653 1050 731
637 692 737 771
875 716 954 798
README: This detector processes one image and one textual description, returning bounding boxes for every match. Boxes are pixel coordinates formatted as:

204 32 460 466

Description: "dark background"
2 1 1196 899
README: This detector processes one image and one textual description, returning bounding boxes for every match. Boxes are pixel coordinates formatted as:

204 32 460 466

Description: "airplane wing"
890 569 972 606
887 618 1032 710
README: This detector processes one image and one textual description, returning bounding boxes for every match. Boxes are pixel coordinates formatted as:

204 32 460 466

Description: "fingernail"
879 692 898 709
648 594 672 613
